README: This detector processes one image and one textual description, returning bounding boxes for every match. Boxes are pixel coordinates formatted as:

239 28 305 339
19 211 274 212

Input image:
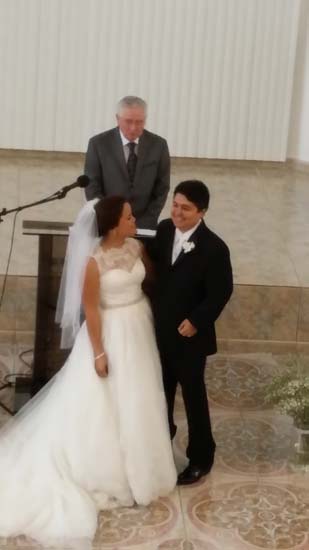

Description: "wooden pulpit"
22 220 71 395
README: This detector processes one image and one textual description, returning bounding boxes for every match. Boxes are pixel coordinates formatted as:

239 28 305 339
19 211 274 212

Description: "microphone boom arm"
0 176 88 222
0 193 66 222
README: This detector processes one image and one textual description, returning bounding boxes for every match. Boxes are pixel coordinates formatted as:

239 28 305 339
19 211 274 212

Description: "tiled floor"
0 347 308 550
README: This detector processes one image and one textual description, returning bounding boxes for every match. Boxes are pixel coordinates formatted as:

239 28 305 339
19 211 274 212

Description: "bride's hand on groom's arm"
178 319 197 337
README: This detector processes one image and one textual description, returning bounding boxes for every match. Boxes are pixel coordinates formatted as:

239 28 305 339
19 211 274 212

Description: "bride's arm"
139 241 156 301
82 258 108 377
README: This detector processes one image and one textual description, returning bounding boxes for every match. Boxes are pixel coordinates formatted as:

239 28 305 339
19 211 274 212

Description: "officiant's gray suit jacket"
84 127 170 229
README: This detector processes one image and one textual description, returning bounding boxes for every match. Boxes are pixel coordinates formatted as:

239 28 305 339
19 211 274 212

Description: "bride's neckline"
99 239 130 254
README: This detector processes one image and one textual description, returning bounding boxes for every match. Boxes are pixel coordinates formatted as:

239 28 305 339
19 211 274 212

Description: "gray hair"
117 96 147 116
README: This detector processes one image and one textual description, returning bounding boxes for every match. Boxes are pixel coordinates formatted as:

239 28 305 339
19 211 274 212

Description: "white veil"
55 198 100 348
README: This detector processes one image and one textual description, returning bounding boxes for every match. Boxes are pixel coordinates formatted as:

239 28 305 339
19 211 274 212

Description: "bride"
0 196 177 548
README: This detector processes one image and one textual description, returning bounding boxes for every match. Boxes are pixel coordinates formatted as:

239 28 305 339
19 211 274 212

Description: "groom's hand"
178 319 197 338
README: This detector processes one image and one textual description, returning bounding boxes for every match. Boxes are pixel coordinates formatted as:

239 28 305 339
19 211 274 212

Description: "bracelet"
94 352 105 360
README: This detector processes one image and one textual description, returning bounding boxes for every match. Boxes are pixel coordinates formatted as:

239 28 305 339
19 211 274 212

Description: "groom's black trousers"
158 345 216 469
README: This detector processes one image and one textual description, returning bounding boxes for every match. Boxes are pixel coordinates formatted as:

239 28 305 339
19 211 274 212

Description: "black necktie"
127 142 137 182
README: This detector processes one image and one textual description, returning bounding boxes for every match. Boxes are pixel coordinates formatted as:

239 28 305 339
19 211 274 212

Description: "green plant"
265 356 309 428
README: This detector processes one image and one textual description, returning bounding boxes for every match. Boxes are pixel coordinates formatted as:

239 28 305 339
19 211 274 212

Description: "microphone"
60 175 89 195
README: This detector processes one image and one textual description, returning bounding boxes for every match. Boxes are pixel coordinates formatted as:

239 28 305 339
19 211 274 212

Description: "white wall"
0 0 301 160
288 0 309 163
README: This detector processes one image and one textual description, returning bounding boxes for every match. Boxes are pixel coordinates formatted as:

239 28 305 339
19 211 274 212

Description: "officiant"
84 96 170 229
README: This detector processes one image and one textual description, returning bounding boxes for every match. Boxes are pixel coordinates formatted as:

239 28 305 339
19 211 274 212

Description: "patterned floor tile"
0 539 51 550
181 480 309 549
0 385 15 418
173 410 297 477
157 537 221 549
215 414 296 476
93 490 185 549
0 343 15 382
206 355 277 411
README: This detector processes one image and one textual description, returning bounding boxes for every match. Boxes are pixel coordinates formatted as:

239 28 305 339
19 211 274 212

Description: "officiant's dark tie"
127 142 137 182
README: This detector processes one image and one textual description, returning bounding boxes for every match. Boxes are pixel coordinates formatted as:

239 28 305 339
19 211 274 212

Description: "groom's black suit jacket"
151 219 233 358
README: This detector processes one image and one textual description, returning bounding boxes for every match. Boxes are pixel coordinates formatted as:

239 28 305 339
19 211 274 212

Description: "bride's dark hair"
94 196 127 236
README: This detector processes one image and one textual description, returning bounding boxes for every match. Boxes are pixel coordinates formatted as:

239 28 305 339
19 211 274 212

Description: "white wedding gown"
0 238 177 548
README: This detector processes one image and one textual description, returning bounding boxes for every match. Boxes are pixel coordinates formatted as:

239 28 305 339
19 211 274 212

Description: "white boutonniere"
182 241 195 254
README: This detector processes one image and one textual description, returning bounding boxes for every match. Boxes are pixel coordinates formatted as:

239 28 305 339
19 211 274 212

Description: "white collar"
119 129 139 147
175 220 201 243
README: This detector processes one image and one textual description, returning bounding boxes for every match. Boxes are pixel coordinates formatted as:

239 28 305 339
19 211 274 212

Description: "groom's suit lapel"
169 220 205 269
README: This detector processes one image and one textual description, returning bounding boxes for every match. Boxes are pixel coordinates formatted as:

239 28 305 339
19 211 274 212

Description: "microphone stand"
0 183 82 414
0 186 73 223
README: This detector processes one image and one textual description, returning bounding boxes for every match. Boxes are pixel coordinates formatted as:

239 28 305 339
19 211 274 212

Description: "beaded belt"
103 295 145 310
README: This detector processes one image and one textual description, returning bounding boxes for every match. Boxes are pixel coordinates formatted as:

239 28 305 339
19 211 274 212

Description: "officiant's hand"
95 355 108 377
178 319 197 338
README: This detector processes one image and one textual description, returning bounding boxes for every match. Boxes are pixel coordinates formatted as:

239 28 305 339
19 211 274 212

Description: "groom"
151 180 233 485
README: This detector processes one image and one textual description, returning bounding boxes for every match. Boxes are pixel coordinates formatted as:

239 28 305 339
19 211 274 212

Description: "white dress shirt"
172 221 201 264
119 130 139 162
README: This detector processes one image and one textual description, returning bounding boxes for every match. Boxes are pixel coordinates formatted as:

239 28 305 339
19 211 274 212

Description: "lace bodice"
92 238 145 309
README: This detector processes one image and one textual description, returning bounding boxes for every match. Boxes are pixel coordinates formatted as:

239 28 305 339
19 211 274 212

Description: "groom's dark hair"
174 180 210 211
95 195 126 236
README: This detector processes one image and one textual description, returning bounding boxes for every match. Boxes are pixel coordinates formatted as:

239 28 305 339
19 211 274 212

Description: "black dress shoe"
177 464 212 485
